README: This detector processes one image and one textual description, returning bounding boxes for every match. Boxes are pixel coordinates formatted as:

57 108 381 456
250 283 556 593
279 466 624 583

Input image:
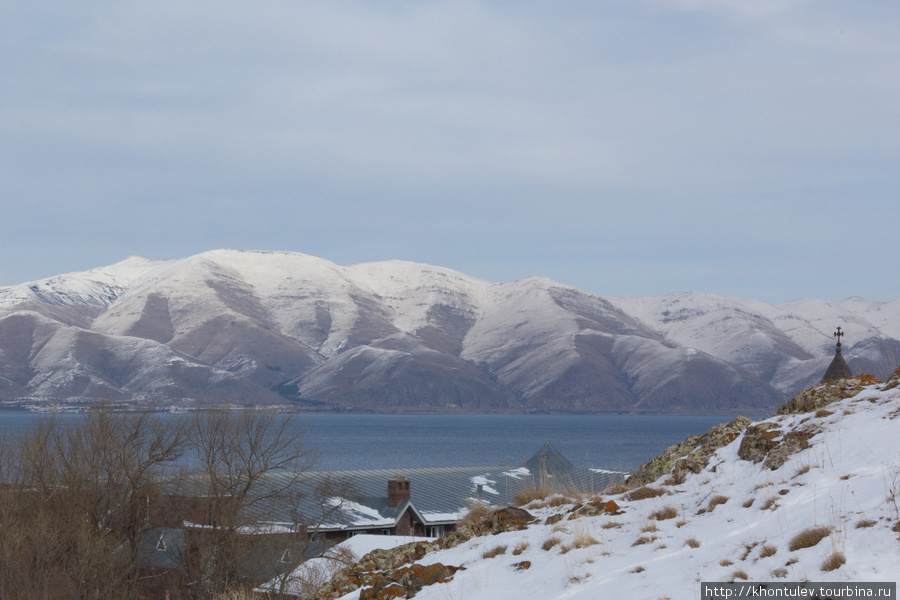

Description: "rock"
490 507 535 534
513 560 531 571
567 498 621 520
777 375 879 415
359 563 464 600
627 416 753 486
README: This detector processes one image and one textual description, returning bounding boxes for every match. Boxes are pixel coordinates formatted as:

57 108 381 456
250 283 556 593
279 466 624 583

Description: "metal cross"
834 327 844 347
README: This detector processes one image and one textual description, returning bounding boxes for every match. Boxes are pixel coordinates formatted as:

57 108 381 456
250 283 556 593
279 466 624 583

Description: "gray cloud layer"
1 1 898 301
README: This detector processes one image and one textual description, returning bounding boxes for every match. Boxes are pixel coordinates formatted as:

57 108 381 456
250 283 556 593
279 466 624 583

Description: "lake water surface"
0 411 757 473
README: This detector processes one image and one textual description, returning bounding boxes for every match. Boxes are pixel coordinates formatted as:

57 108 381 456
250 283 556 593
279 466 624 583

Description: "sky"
1 1 898 303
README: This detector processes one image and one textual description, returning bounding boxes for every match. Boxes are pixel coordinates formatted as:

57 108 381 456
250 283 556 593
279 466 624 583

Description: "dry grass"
675 519 688 528
855 519 877 529
707 495 729 512
821 551 846 572
626 486 667 501
650 506 678 521
631 566 645 573
815 408 834 418
512 542 529 556
458 501 492 528
742 498 755 508
719 559 733 567
685 538 701 548
571 528 600 549
514 486 556 506
739 542 759 561
632 535 657 546
600 521 623 529
542 536 562 551
759 544 777 558
794 464 812 477
760 496 779 511
788 526 831 551
731 570 749 582
772 568 788 578
482 545 508 559
641 522 659 533
786 557 798 566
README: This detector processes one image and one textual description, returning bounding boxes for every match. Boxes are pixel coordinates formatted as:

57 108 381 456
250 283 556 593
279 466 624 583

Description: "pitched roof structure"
821 327 853 383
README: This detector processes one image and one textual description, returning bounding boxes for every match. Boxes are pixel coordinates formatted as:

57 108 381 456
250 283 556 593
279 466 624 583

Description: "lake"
0 411 757 473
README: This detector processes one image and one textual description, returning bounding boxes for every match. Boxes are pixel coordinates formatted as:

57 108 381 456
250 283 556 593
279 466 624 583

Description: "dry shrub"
759 545 777 558
788 526 830 551
685 538 700 548
482 545 507 559
821 551 846 572
627 486 666 501
459 501 492 528
512 542 529 556
650 506 678 521
855 519 877 529
514 486 555 507
707 495 729 512
542 536 562 551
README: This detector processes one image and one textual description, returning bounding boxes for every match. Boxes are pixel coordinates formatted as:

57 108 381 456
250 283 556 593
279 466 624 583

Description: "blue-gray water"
0 411 754 472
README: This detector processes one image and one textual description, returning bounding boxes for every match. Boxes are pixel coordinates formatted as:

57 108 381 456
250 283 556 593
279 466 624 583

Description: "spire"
820 326 853 383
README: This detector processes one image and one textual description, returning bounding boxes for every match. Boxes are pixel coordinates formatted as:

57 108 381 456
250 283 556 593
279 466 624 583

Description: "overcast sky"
1 1 898 302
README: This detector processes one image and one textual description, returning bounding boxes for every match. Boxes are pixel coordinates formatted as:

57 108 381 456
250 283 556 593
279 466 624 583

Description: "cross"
834 327 844 347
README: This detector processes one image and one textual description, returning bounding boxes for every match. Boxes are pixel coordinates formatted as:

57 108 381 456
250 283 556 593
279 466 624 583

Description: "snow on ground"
333 380 900 600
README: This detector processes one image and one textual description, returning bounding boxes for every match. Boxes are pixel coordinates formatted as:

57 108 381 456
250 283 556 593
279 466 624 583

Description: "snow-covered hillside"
318 374 900 599
0 250 897 411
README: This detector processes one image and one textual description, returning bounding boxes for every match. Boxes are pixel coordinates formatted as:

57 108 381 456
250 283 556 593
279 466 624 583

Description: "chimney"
388 476 410 508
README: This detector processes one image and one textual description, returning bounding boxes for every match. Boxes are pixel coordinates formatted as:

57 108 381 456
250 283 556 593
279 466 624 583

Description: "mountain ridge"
1 249 898 413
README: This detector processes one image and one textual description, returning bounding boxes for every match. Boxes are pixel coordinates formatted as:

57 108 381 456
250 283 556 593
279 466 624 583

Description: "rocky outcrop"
736 422 820 470
626 416 753 486
776 375 878 415
359 563 464 600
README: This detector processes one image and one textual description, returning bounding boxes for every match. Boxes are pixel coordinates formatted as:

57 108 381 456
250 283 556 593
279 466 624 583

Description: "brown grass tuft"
631 566 645 573
742 498 755 508
855 519 877 529
685 538 700 548
815 408 834 418
731 570 749 582
482 545 508 559
720 559 733 567
772 568 788 578
542 536 562 551
821 551 846 572
512 541 529 555
459 501 492 528
760 496 779 511
632 535 657 546
641 522 658 533
759 544 777 558
650 506 679 521
788 526 830 551
601 521 623 529
626 486 667 501
514 486 555 506
707 495 729 512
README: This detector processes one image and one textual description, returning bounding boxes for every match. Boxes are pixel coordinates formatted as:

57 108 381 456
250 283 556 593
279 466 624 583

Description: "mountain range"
1 249 897 413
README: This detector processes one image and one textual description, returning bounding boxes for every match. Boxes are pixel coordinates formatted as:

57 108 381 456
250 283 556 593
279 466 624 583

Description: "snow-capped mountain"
0 249 897 412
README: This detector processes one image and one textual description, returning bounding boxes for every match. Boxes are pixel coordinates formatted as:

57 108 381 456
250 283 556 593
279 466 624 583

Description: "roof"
821 347 853 383
175 445 624 534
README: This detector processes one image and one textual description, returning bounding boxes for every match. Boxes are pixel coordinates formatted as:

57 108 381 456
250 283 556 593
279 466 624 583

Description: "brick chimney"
388 476 410 508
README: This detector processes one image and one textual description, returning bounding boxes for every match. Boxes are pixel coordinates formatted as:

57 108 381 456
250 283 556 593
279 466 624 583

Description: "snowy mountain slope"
330 377 900 600
0 250 896 411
